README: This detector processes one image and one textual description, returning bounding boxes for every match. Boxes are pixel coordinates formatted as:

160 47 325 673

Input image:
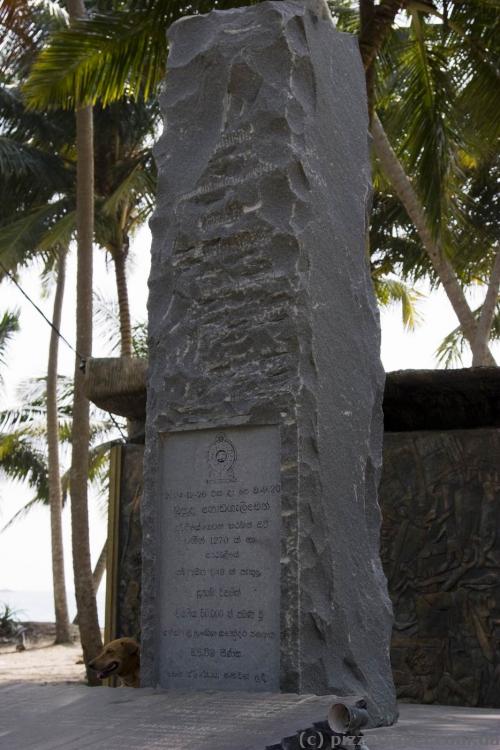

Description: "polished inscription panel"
159 425 281 690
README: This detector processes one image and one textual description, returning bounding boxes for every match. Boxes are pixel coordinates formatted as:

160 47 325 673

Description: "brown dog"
88 637 140 687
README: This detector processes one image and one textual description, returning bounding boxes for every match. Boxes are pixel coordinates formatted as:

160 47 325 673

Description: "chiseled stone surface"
144 0 396 725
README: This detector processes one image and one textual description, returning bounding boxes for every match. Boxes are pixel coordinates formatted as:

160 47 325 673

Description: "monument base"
2 684 500 750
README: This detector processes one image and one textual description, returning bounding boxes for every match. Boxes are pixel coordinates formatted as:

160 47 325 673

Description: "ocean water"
0 588 106 626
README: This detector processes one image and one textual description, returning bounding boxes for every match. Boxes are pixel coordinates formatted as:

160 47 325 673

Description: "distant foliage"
94 292 148 358
0 602 21 637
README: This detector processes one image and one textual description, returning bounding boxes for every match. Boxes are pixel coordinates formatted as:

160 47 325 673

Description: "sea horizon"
0 588 106 626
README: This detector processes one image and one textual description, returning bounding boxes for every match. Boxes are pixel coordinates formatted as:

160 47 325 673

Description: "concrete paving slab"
0 684 499 750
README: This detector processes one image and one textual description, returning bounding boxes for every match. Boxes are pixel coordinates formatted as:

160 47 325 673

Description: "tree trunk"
472 249 500 366
358 0 403 73
92 538 108 593
371 113 496 366
112 245 132 358
67 0 103 685
46 247 72 645
72 539 107 625
111 242 136 436
359 0 376 118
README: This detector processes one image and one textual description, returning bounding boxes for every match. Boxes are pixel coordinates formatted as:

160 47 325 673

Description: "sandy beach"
0 623 85 684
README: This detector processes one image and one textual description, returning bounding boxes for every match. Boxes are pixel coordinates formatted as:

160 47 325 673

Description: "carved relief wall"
380 429 500 707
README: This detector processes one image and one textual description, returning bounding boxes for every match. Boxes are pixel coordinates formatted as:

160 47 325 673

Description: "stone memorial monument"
142 0 397 727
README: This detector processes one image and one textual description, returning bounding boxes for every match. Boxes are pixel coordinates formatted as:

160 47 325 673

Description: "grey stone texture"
143 0 396 726
2 685 500 750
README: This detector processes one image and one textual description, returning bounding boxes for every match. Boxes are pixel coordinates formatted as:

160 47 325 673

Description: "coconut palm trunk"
46 247 72 644
371 114 496 366
359 0 404 74
72 539 108 625
472 249 500 366
92 539 108 593
67 0 103 684
112 243 132 359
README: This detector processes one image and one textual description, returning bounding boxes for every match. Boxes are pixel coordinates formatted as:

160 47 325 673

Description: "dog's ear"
120 638 139 655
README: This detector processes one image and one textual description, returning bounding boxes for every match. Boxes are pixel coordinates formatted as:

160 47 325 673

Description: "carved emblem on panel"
207 433 237 483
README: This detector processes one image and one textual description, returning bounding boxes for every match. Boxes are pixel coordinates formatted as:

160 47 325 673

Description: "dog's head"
88 637 140 681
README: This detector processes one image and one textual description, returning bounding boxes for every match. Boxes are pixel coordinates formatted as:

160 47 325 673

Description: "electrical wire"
1 259 127 441
0 260 85 364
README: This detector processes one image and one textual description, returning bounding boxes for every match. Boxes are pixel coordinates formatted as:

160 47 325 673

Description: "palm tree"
65 0 103 685
24 0 499 365
46 247 72 643
0 331 132 611
370 114 497 365
329 1 499 364
0 3 76 645
1 52 155 662
0 91 156 360
0 260 73 649
1 0 103 670
355 0 499 364
93 98 157 358
2 0 155 666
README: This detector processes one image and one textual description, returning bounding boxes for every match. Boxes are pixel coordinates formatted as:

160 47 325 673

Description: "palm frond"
0 87 74 223
88 439 116 503
37 209 76 250
0 373 123 527
0 135 69 183
33 0 68 25
0 0 45 73
328 0 359 32
0 85 74 149
24 9 168 109
0 309 19 382
94 291 148 358
387 11 459 237
59 438 119 507
0 0 67 78
24 0 264 109
0 374 73 431
435 300 500 367
1 374 121 448
0 199 72 276
100 158 156 219
131 321 148 358
93 292 121 355
0 431 49 507
1 497 42 532
370 190 435 284
0 404 47 432
373 275 424 330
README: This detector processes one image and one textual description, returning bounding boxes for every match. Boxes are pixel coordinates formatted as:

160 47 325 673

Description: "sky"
0 224 498 599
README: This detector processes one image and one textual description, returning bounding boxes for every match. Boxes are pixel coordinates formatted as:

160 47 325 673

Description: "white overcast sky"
0 224 498 595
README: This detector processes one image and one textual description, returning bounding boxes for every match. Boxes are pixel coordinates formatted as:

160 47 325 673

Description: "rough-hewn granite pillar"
143 0 397 727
